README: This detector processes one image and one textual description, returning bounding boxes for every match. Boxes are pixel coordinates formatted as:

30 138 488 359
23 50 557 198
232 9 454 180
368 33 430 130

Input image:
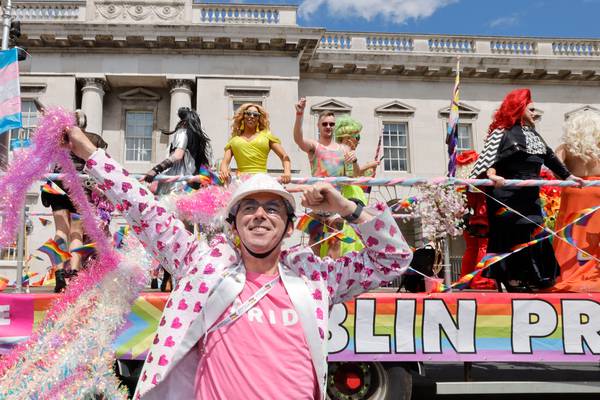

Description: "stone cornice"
15 21 600 83
16 22 323 68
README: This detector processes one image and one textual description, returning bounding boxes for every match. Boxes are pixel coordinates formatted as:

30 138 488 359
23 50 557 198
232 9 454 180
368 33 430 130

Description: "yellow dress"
225 130 281 173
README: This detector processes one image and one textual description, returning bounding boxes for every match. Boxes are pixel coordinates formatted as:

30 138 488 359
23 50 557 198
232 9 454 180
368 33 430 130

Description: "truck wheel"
327 362 412 400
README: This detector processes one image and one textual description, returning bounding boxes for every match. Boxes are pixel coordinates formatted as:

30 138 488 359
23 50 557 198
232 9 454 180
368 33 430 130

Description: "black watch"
342 198 364 223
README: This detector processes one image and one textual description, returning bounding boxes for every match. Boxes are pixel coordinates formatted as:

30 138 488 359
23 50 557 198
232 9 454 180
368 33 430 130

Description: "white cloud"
299 0 458 23
488 15 519 28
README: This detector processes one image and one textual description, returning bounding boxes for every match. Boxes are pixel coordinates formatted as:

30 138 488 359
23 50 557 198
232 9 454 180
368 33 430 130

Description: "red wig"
488 88 532 134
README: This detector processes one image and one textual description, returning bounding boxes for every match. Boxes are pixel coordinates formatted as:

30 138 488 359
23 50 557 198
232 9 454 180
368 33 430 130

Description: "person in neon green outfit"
219 103 292 183
320 115 381 257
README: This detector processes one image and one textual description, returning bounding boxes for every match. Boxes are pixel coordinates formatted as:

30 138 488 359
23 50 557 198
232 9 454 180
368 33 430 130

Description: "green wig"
334 115 362 142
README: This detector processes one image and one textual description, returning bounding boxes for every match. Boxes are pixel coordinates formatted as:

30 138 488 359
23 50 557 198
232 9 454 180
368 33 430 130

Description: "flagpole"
1 0 11 51
1 0 13 172
443 56 461 291
14 205 25 293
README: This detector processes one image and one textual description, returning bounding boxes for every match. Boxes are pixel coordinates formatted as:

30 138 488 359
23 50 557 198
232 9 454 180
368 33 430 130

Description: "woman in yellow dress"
219 103 291 183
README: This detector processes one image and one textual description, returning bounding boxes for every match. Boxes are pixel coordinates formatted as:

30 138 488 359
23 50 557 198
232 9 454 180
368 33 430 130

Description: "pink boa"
0 108 122 376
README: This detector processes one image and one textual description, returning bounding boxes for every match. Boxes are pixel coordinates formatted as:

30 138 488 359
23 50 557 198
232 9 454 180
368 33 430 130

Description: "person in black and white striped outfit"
469 88 584 292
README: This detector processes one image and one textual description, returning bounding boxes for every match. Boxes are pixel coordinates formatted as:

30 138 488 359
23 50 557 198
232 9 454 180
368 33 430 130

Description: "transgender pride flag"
0 48 22 134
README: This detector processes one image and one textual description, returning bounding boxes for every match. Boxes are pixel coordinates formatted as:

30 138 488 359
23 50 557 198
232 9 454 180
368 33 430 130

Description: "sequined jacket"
84 149 413 400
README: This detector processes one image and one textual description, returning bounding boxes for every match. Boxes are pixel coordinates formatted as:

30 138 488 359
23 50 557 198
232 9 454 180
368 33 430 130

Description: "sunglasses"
321 122 335 128
244 111 261 118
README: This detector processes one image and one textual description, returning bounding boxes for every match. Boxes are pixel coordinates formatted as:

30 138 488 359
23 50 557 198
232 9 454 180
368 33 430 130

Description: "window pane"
125 111 154 161
382 122 409 172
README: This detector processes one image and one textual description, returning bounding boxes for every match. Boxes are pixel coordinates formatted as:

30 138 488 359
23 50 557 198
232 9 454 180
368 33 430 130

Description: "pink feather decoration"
175 185 232 225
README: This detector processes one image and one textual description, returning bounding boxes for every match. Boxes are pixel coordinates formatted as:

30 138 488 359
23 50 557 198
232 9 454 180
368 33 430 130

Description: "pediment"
438 102 480 118
375 100 415 116
118 87 161 102
564 105 600 120
311 98 352 113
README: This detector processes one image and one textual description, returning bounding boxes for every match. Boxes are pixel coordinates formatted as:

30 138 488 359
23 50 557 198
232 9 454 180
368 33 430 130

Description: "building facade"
3 0 600 280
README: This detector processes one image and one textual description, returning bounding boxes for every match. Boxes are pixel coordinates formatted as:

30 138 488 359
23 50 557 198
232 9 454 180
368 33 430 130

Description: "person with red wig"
469 88 583 292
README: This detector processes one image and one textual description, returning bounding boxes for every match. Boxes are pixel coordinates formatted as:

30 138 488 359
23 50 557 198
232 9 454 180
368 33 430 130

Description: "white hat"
225 174 296 220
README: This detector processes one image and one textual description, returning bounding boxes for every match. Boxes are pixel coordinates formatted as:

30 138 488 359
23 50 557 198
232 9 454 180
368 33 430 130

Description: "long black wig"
163 107 212 172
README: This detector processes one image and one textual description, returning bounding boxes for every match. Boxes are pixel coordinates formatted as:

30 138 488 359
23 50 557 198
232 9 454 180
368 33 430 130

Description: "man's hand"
64 126 97 160
287 183 353 215
344 151 357 164
295 98 306 116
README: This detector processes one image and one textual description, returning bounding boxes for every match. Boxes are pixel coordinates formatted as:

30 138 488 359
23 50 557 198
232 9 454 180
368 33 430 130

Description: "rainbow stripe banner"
2 292 600 362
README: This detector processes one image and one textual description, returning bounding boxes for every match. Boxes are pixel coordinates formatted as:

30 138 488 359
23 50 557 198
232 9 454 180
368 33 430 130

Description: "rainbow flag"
71 243 96 258
296 214 324 237
43 266 56 287
328 232 356 244
41 180 66 196
0 49 22 134
495 207 510 217
38 217 52 226
0 276 8 291
22 272 39 287
37 239 71 266
197 165 222 186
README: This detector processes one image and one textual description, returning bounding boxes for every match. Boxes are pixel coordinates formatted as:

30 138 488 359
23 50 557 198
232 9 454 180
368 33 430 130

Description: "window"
382 122 409 172
125 111 154 162
10 100 38 147
455 123 473 152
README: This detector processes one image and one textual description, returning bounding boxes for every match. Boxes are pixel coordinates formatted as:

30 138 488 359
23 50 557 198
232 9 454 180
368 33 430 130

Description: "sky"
197 0 600 38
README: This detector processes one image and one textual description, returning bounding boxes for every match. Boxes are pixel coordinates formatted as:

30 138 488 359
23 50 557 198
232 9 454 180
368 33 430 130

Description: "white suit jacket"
85 149 413 399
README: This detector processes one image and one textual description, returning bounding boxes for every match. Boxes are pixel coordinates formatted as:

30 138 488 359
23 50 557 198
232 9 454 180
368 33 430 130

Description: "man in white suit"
66 125 413 399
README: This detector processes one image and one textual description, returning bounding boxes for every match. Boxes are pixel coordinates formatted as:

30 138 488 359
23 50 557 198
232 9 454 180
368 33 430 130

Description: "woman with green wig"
320 115 380 257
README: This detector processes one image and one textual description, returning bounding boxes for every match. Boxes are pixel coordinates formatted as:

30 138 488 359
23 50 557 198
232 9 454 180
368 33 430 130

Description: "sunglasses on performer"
244 111 261 118
321 122 335 127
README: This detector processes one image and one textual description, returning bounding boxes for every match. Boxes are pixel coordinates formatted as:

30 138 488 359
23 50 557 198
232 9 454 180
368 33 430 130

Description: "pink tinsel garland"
0 108 122 376
0 109 75 246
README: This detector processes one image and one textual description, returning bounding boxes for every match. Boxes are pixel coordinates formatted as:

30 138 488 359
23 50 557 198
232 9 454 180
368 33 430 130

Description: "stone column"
168 79 194 130
79 77 107 135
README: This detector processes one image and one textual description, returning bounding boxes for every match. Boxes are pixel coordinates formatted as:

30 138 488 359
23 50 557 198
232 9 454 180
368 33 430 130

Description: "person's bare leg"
68 216 84 271
52 209 70 271
52 209 70 292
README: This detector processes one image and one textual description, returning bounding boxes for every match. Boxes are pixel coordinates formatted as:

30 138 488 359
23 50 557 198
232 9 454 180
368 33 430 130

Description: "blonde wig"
563 110 600 162
231 103 270 136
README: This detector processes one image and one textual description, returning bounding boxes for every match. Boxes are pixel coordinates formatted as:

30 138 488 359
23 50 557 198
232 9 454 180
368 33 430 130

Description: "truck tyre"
327 362 412 400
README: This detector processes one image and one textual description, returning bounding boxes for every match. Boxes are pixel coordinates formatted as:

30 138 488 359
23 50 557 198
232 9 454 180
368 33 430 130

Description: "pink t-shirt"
195 271 318 400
